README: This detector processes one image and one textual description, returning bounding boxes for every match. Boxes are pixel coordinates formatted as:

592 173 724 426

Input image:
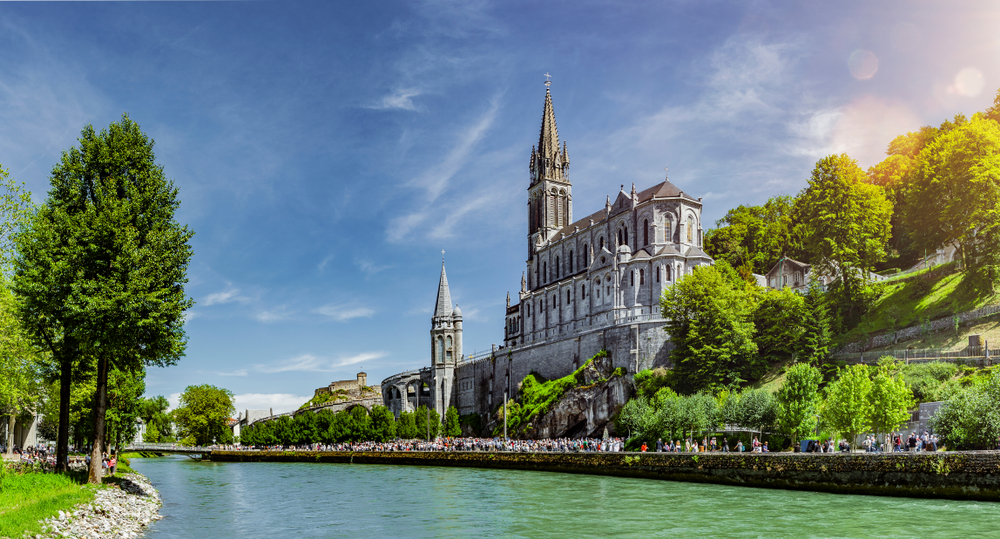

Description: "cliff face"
521 352 633 439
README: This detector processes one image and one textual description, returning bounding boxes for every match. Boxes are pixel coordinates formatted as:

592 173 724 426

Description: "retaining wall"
210 450 1000 501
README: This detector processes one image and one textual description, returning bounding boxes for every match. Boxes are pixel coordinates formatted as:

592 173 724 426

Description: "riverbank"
0 465 162 539
211 450 1000 501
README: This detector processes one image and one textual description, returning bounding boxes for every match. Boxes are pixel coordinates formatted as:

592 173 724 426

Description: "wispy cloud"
366 87 422 111
233 393 312 415
317 254 334 271
203 368 248 377
183 311 199 323
314 303 375 321
202 287 249 306
255 308 293 323
356 260 393 278
388 96 501 242
254 351 387 373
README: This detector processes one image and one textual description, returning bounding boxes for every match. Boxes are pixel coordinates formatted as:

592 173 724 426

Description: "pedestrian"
656 438 663 452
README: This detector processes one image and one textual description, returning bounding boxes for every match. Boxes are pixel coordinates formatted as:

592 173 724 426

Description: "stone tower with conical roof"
430 258 461 418
527 83 572 269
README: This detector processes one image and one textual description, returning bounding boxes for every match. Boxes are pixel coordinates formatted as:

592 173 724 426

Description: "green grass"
838 265 1000 345
0 470 97 538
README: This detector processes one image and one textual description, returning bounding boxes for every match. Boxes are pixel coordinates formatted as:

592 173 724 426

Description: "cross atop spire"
543 72 552 87
530 84 569 185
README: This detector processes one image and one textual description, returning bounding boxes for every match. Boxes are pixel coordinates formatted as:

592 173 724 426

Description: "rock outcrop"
521 352 633 439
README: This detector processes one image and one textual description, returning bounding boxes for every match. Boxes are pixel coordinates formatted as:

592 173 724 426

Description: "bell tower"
430 255 461 419
527 79 571 252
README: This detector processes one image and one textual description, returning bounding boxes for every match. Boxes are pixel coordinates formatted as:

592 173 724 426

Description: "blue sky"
1 1 998 413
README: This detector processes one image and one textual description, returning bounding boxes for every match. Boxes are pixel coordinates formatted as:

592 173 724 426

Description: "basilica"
382 84 712 431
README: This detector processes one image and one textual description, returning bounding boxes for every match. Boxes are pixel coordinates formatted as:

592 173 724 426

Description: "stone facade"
381 85 712 432
314 372 370 397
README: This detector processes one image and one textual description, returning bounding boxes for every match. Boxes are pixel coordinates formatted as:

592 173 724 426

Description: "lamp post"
503 391 508 448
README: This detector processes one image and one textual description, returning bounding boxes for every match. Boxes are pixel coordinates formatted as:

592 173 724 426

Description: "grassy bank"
0 469 97 538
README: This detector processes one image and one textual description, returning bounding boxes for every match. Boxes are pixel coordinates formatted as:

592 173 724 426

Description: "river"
131 455 1000 538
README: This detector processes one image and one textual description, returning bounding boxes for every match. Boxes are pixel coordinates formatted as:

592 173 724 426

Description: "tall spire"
530 80 569 185
434 258 453 318
538 88 559 157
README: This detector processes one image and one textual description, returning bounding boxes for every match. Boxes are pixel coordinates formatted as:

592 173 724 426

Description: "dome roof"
453 304 463 317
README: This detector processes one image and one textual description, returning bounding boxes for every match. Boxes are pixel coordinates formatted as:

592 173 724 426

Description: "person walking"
656 438 664 452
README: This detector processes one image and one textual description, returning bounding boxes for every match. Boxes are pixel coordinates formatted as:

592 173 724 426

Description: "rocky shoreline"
33 473 162 539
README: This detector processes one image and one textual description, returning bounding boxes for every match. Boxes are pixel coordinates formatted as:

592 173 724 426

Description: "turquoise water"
131 455 1000 538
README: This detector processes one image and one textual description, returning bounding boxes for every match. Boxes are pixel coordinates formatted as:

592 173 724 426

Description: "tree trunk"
55 352 73 474
5 413 15 456
88 354 109 484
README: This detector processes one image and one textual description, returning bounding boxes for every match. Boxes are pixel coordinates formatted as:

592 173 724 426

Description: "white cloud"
317 254 334 271
233 393 312 415
254 351 387 373
183 311 199 323
314 303 375 321
366 88 422 111
202 288 248 306
205 369 248 377
356 260 392 277
167 392 180 411
255 308 292 323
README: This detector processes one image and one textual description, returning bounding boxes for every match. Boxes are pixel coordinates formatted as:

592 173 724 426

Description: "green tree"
0 283 42 455
173 384 235 446
754 287 806 364
616 396 655 441
443 406 461 438
396 411 417 439
820 364 873 450
12 115 194 479
795 282 831 364
905 116 1000 289
775 363 822 443
368 406 397 442
795 154 893 326
413 405 440 440
868 362 915 439
661 261 759 392
734 388 777 442
0 165 35 277
704 195 803 275
103 368 146 449
138 396 174 443
929 371 1000 450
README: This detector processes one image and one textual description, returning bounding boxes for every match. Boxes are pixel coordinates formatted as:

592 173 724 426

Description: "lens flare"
948 67 985 97
848 50 879 80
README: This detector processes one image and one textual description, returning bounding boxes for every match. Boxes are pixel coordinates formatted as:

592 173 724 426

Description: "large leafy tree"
173 384 235 446
775 363 822 443
443 406 461 438
753 287 806 364
820 364 873 450
661 261 759 392
795 282 831 364
413 405 440 440
868 362 914 439
0 284 42 455
795 154 893 324
138 396 175 443
370 406 398 442
704 195 802 275
12 115 194 479
905 116 1000 291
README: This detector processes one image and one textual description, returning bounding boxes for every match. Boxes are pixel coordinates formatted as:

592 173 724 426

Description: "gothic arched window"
437 337 444 364
656 266 661 283
569 251 573 273
599 236 604 251
624 226 629 245
556 256 560 278
640 269 645 285
543 262 547 283
687 216 694 243
582 284 586 298
644 219 649 245
617 229 622 246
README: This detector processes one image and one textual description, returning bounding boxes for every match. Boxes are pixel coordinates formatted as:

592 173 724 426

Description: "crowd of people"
238 437 626 453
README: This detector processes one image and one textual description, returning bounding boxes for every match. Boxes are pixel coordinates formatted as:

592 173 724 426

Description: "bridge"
122 443 217 455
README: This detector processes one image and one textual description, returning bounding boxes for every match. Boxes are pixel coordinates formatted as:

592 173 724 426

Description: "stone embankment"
212 450 1000 501
34 473 162 539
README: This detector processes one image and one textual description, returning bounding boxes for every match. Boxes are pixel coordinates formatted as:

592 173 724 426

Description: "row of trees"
0 115 194 484
706 89 1000 328
618 361 914 450
238 405 462 446
661 260 831 393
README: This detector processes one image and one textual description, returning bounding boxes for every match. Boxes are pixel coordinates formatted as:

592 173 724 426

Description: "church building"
382 83 713 432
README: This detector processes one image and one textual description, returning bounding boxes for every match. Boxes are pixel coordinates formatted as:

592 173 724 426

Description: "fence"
830 346 999 366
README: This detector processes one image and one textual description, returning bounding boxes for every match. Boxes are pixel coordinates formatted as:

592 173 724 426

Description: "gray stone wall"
455 320 673 420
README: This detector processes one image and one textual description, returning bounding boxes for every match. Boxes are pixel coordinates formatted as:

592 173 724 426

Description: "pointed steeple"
434 259 453 319
530 83 569 185
520 272 527 293
538 88 559 157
